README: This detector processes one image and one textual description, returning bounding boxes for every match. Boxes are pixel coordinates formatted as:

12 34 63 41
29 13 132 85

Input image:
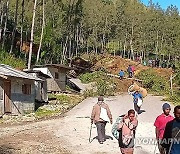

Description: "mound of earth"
80 54 173 94
94 54 172 79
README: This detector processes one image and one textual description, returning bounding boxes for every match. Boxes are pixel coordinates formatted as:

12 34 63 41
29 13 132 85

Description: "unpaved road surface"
0 94 173 154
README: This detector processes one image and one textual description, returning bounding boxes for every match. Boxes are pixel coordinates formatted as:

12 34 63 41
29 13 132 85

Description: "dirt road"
0 94 173 154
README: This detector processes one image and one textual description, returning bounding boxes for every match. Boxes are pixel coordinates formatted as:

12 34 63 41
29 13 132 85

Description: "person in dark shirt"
161 105 180 154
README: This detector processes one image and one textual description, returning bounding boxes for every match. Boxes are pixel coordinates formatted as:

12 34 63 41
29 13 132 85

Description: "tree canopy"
0 0 180 66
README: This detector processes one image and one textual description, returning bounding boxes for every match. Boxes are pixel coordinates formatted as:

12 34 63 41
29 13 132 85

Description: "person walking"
118 109 138 154
91 96 113 144
154 103 174 154
127 65 133 78
119 70 125 80
161 105 180 154
131 65 135 77
132 91 143 114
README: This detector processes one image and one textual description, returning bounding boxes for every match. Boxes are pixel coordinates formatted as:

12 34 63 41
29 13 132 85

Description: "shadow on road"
138 110 146 114
0 145 15 154
89 135 113 143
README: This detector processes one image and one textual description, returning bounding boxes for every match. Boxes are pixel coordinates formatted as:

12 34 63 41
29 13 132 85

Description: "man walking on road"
154 103 174 154
161 105 180 154
91 96 113 144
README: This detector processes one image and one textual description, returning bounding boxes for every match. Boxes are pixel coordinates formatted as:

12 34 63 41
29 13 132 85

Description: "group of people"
118 65 135 80
154 103 180 154
146 59 176 70
91 96 180 154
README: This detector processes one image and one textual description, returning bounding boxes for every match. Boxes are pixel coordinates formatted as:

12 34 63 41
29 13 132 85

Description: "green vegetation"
48 94 71 104
79 71 104 84
166 92 180 106
0 51 26 69
0 0 180 66
35 108 59 118
35 94 83 118
79 71 117 96
136 69 170 94
136 68 180 105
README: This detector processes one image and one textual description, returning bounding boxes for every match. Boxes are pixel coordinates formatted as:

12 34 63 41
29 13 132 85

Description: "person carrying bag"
91 96 113 144
117 109 138 154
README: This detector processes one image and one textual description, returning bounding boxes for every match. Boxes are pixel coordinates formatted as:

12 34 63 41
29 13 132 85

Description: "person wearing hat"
161 105 180 154
154 103 174 154
91 96 113 144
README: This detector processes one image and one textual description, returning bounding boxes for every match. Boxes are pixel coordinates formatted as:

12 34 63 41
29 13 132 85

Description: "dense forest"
0 0 180 68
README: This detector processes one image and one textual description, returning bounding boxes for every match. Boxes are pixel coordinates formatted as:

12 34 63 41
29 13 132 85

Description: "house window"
22 84 31 95
55 72 59 79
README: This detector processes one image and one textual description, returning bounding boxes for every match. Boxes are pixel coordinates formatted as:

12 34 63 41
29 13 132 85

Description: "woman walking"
118 109 138 154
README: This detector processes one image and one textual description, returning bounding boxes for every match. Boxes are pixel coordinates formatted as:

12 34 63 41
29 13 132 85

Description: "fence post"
170 74 173 96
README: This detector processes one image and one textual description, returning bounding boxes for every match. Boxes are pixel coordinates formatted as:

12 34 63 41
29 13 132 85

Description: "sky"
141 0 180 11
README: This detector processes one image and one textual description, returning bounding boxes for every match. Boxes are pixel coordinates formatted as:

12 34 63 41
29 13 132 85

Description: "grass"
79 71 117 96
0 51 26 69
35 108 60 118
136 68 180 105
34 94 84 119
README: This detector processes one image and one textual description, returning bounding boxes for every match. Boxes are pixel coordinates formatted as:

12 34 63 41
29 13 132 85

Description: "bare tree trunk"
36 0 45 64
10 0 19 54
130 23 134 60
113 41 115 57
2 1 9 49
102 17 107 52
160 32 164 51
61 36 68 64
20 0 25 53
123 32 127 58
75 25 79 57
95 44 98 54
86 41 88 55
155 30 159 59
123 43 126 58
68 38 71 58
28 0 37 69
101 38 103 52
0 1 4 41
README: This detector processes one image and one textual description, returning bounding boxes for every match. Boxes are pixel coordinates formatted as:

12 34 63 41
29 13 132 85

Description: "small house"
33 64 75 92
23 69 51 102
0 64 41 115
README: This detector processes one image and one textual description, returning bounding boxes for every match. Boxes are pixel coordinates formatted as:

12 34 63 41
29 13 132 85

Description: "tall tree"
28 0 37 69
9 0 19 54
36 0 45 64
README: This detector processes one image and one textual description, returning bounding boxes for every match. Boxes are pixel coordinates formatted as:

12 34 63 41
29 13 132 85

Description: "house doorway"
4 80 11 114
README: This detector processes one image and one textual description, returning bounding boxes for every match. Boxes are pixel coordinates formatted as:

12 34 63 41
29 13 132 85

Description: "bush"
136 69 170 94
0 51 26 69
79 71 105 84
96 78 116 96
83 89 97 98
80 71 117 96
35 108 59 118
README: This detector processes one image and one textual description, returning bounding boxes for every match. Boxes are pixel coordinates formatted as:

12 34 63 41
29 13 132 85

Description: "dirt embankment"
92 54 173 93
94 55 172 78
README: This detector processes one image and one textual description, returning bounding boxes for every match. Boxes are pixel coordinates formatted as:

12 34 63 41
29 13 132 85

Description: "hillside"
94 54 173 79
80 54 173 94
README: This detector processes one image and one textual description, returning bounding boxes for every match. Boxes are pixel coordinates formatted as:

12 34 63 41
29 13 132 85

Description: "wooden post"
170 74 173 96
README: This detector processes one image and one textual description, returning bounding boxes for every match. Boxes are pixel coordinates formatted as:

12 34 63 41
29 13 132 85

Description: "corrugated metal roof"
35 64 77 70
0 64 42 81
